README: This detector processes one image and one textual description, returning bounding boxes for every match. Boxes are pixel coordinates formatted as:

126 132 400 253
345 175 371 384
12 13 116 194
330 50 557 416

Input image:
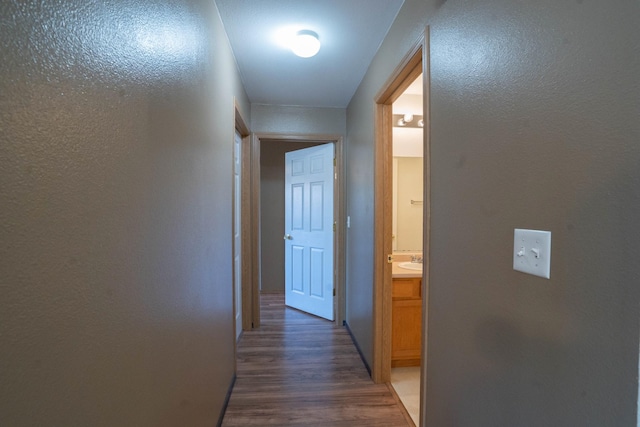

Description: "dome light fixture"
291 30 321 58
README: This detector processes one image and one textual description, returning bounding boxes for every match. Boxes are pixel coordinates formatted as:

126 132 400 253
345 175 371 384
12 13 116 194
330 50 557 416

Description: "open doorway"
233 101 250 343
372 28 430 426
283 143 336 320
246 134 346 328
389 73 424 425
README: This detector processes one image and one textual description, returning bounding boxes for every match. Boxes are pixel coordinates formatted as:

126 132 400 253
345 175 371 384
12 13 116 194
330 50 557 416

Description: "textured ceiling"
215 0 405 108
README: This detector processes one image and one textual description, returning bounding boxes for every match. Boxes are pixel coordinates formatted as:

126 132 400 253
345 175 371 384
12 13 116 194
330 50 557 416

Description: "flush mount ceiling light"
291 30 320 58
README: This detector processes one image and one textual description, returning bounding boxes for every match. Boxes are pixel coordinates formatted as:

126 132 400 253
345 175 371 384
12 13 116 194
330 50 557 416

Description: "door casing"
233 100 251 346
245 133 346 328
234 129 243 340
372 27 430 424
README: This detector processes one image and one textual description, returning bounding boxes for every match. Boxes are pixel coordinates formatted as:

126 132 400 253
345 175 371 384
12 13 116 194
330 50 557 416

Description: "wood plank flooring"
221 293 412 426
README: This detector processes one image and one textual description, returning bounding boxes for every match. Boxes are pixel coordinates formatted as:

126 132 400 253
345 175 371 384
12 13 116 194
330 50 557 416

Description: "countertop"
392 262 423 278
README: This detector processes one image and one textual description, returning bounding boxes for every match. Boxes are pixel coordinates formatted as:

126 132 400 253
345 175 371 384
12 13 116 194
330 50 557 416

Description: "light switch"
513 229 551 279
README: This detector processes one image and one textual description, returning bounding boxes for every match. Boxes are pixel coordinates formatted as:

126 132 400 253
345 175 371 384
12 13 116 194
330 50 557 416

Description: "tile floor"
391 367 421 426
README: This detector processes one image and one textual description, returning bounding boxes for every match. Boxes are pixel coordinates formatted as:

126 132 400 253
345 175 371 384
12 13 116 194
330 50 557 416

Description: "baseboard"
216 373 236 427
343 321 371 376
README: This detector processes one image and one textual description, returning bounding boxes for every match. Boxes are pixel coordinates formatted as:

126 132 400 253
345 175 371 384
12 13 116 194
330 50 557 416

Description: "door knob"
284 234 293 240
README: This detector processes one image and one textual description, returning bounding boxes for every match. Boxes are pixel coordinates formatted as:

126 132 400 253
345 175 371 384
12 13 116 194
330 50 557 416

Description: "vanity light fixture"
393 114 425 128
291 30 321 58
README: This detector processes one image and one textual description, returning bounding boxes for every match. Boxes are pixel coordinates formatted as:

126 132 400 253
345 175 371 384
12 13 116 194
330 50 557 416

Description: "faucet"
411 254 423 263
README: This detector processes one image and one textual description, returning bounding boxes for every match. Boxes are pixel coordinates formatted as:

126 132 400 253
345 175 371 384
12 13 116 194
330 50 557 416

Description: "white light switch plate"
513 229 551 279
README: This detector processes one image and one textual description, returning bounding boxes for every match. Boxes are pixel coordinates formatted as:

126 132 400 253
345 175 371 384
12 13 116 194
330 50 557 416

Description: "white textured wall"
0 1 249 425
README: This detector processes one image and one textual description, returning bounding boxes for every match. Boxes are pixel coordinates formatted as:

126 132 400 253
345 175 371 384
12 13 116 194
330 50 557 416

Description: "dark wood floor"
221 293 412 426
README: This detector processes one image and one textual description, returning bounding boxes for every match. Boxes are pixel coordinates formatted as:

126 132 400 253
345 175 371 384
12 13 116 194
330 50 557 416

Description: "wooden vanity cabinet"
391 277 422 367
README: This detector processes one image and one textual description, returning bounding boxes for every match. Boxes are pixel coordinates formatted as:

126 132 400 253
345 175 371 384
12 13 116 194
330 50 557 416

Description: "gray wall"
260 141 324 293
0 1 250 426
346 0 640 425
251 104 346 135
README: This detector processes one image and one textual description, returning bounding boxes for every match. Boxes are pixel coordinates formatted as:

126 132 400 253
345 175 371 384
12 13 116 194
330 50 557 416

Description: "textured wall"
0 1 250 426
346 0 640 425
251 104 346 136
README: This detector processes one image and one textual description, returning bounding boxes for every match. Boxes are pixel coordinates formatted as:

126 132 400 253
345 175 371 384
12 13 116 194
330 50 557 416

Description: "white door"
233 131 242 340
284 143 334 321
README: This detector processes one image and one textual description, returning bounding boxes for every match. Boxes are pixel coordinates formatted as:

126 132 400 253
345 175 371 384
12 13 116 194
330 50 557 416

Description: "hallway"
221 294 412 426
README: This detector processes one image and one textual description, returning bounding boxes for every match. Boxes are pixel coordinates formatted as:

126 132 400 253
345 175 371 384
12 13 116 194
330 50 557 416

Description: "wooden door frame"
233 100 253 336
246 133 346 328
372 27 430 394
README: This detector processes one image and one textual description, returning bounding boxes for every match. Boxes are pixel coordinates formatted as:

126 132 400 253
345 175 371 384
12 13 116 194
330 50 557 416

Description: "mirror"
393 157 423 251
392 74 423 252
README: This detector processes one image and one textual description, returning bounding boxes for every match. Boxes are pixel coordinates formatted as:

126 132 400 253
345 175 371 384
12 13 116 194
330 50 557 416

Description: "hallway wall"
0 1 249 426
251 104 346 136
346 0 640 425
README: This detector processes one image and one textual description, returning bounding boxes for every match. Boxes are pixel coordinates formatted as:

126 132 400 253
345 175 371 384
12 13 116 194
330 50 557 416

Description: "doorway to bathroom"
389 72 424 426
372 27 430 426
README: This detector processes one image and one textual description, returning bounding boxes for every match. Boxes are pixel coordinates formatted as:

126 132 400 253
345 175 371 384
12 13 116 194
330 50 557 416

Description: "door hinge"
333 157 336 167
333 221 336 232
333 288 336 296
387 254 394 263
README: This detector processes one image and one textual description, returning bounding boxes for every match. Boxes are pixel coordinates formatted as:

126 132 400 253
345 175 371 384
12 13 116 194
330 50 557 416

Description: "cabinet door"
391 278 422 367
392 278 421 299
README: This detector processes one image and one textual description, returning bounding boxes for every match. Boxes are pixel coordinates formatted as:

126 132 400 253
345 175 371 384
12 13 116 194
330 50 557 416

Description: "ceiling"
215 0 405 108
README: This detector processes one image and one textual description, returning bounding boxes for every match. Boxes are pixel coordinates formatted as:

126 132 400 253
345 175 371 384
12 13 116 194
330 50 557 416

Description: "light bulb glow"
291 30 320 58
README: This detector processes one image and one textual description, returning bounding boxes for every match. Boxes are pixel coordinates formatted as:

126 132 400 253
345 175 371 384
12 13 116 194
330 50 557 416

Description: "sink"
398 262 423 271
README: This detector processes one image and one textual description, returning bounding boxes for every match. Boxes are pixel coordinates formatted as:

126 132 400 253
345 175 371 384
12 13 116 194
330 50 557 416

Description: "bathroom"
389 73 424 425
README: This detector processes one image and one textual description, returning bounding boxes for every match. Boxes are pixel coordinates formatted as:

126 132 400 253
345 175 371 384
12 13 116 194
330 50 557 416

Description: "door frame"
246 133 346 328
372 27 430 395
233 100 251 338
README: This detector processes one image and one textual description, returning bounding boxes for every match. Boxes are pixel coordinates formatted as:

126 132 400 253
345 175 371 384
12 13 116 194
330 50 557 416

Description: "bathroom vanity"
391 262 422 367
